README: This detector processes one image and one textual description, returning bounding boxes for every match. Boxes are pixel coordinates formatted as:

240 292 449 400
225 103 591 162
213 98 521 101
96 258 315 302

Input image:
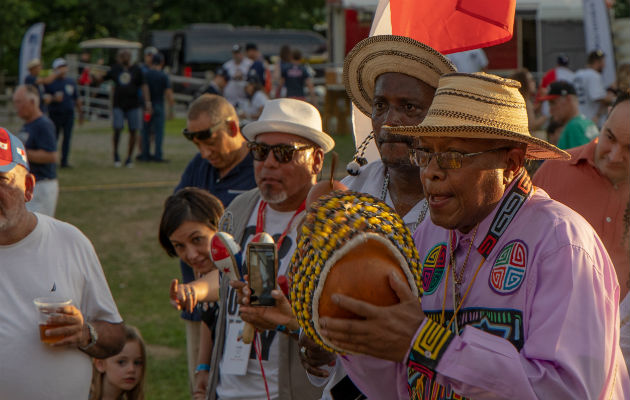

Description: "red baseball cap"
0 127 29 173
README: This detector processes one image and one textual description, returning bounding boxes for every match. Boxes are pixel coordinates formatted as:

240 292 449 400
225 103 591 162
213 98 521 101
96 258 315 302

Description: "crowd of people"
196 42 317 126
10 41 318 218
510 50 626 154
1 31 629 400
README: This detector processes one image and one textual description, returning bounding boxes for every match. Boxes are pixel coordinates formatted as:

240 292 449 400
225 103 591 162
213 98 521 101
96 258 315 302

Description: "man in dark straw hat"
342 35 455 232
297 34 455 396
318 72 629 398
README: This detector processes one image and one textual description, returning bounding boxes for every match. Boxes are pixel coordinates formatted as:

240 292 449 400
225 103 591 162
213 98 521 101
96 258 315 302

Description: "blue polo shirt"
282 63 311 98
44 78 77 115
145 69 171 104
249 60 265 83
18 116 57 181
174 151 256 320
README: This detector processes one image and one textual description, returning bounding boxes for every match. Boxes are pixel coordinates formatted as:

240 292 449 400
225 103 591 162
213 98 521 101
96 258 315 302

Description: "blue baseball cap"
0 127 29 172
151 53 164 65
557 54 569 67
215 67 230 81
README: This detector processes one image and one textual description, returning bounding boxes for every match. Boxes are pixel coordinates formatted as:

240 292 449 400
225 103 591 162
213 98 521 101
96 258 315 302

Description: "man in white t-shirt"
573 50 616 127
541 54 575 91
223 44 254 107
206 98 334 400
0 127 125 400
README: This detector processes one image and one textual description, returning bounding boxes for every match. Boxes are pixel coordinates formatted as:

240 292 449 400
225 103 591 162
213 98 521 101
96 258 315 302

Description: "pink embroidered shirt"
342 177 630 399
408 182 629 399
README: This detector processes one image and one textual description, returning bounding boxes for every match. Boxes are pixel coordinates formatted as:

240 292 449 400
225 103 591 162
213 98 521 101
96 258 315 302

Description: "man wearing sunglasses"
204 98 334 400
175 93 256 395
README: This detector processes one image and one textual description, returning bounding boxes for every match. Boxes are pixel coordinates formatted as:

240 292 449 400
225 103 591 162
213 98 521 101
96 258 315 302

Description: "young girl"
90 325 146 400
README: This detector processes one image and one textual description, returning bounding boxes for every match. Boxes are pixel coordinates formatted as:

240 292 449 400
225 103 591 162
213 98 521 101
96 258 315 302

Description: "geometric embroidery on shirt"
409 318 453 371
421 243 447 295
407 362 434 400
409 310 522 399
478 173 532 258
408 308 525 400
407 318 457 399
408 370 466 400
489 240 527 295
490 192 525 237
425 308 525 350
408 351 466 400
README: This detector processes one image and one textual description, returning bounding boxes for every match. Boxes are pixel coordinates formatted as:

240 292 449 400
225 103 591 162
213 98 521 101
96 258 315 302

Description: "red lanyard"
255 199 306 250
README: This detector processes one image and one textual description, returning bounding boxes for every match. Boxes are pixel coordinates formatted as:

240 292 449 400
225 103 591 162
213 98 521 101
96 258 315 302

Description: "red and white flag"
353 0 516 162
374 0 515 54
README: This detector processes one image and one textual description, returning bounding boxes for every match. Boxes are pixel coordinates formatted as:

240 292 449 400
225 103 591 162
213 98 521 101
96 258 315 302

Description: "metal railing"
79 84 112 120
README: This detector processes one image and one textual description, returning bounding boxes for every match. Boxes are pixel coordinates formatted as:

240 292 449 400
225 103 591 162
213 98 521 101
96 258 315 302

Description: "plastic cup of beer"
33 296 72 344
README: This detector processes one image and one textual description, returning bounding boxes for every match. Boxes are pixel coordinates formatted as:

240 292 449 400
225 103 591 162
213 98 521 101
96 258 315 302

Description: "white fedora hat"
242 99 335 153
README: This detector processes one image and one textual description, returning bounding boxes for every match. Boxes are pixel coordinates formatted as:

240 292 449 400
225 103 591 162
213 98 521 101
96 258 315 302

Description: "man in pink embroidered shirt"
318 73 630 399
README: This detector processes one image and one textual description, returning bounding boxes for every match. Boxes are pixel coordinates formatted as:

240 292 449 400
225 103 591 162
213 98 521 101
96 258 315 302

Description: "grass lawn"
9 117 356 399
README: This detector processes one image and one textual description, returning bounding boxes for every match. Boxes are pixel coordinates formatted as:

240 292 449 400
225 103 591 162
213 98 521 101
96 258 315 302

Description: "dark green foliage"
1 0 325 75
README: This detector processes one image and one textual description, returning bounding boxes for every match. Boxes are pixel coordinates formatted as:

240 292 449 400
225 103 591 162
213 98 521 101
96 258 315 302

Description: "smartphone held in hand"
246 242 278 307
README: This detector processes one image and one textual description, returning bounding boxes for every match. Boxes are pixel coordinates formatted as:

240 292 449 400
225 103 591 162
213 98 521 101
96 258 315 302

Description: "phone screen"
247 244 277 306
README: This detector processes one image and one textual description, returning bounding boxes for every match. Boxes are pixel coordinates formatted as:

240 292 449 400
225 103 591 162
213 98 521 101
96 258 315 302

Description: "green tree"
1 0 325 77
0 0 37 79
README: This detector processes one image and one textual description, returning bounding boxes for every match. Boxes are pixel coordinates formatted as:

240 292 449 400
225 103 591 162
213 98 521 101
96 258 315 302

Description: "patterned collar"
451 172 533 259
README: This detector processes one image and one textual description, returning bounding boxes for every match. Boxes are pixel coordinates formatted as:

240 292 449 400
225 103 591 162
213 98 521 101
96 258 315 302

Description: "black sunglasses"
182 119 231 141
247 142 315 163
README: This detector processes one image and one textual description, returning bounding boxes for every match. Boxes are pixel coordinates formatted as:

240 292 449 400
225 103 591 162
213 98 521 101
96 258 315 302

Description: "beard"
260 184 288 204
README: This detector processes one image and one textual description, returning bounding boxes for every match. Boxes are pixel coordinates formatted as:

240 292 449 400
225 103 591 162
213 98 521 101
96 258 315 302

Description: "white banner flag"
19 23 46 84
351 0 392 164
582 0 616 88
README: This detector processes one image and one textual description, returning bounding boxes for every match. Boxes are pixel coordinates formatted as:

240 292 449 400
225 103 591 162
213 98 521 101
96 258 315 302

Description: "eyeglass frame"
247 141 316 164
182 119 232 141
408 147 510 169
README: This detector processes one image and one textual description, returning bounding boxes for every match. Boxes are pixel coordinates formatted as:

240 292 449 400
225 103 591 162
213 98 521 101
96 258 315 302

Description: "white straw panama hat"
344 35 457 117
242 98 335 153
389 72 570 160
26 58 41 69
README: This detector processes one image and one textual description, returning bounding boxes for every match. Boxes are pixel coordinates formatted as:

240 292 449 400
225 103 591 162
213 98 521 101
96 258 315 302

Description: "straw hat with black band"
388 72 570 160
343 35 456 174
344 35 456 117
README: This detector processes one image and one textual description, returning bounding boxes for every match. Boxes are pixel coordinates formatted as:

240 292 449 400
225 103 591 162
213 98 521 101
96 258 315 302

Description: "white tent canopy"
79 38 142 50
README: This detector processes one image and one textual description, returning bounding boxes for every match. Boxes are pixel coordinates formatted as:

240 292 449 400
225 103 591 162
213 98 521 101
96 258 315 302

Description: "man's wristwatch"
79 322 98 350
